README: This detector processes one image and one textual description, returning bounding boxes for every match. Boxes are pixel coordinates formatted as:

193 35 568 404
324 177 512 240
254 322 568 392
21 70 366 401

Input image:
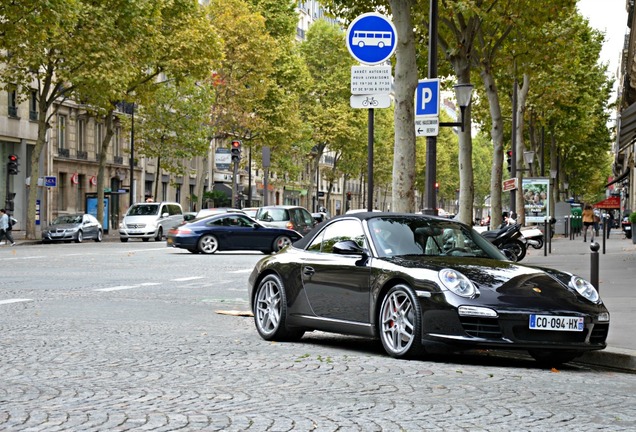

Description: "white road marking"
172 277 204 282
230 269 253 274
0 298 33 305
95 285 141 292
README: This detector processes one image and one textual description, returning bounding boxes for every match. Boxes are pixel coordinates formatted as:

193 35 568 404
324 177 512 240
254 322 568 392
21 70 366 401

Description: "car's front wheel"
253 274 304 341
198 234 219 254
272 235 292 253
75 230 83 243
120 237 128 243
529 350 583 367
379 284 425 359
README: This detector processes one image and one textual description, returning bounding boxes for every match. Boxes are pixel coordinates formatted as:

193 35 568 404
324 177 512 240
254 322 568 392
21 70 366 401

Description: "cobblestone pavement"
1 243 636 431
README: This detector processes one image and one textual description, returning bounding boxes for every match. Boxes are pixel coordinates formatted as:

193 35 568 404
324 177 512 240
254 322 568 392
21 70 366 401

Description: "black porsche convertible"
248 212 609 366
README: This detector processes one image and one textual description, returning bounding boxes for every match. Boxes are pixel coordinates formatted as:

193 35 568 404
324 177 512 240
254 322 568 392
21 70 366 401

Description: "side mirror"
333 240 366 255
161 212 169 218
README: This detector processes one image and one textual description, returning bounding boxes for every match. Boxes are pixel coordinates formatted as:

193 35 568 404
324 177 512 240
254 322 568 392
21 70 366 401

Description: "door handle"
303 266 315 276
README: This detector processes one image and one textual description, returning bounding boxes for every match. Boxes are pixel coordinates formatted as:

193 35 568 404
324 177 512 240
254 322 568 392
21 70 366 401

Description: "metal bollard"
565 215 569 238
543 218 548 256
602 216 607 254
590 241 600 291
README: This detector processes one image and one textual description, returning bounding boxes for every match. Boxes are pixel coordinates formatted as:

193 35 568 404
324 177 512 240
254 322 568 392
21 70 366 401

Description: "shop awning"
593 196 620 209
605 169 630 188
618 102 636 152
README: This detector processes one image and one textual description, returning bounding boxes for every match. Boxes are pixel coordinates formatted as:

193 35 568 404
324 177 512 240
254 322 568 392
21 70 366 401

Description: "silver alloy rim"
276 236 291 250
380 290 415 354
201 235 218 253
256 279 281 335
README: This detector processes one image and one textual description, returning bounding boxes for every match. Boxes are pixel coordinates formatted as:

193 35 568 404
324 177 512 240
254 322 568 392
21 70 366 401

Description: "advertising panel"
522 178 550 223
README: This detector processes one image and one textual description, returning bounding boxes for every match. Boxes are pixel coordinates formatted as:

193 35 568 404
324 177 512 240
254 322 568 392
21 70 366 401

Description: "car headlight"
569 276 599 303
439 268 477 298
119 223 124 229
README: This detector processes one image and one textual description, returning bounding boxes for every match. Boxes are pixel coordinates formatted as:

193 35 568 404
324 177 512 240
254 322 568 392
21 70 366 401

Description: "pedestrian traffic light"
506 150 512 173
7 154 19 175
230 140 242 162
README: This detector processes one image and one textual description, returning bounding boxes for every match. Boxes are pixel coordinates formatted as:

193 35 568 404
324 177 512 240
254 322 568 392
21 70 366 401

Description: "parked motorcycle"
622 216 632 239
480 223 527 262
521 226 544 249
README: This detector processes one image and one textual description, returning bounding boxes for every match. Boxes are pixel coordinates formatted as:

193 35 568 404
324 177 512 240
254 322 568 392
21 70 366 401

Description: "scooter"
622 216 632 239
480 223 527 262
521 226 544 249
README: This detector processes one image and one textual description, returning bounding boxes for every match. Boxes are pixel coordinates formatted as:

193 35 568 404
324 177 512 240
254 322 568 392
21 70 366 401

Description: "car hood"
385 255 594 305
123 216 156 224
46 223 79 230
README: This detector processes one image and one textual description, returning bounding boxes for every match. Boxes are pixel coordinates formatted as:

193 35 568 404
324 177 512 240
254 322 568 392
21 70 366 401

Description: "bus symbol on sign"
346 13 397 65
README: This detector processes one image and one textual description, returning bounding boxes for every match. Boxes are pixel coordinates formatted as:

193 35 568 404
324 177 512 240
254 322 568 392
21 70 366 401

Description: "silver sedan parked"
42 213 103 243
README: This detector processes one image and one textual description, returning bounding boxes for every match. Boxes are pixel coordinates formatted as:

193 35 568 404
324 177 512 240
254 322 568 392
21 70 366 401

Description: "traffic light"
434 182 439 192
7 154 19 175
506 150 512 173
346 192 352 201
230 140 242 162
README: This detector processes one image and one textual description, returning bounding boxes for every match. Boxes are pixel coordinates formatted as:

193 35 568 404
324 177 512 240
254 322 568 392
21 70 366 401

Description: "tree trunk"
26 109 49 239
389 0 417 213
97 110 115 229
480 70 505 229
515 74 530 225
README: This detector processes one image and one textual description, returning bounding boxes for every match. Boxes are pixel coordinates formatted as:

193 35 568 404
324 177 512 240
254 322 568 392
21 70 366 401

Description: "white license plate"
529 315 584 331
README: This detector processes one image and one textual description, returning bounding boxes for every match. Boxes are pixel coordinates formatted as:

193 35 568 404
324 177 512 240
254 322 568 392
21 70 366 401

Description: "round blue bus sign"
346 13 397 65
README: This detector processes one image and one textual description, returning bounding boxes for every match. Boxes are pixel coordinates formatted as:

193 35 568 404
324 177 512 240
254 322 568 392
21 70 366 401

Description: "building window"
96 123 103 155
29 91 38 120
175 184 181 203
77 119 86 152
8 88 18 117
58 172 67 211
57 115 67 149
162 181 168 201
114 127 121 157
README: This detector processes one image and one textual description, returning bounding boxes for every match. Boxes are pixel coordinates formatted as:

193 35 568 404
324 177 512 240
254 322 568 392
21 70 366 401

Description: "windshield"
52 215 82 225
127 204 159 216
368 216 506 259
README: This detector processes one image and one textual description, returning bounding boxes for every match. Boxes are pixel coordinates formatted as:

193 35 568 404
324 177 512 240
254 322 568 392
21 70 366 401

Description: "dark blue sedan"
166 212 302 254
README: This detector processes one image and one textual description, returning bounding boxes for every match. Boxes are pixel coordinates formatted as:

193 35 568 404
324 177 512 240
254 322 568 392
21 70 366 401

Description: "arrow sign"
346 13 397 65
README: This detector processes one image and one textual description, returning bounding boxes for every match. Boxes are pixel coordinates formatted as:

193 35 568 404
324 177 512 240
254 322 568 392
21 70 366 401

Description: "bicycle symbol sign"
346 13 397 65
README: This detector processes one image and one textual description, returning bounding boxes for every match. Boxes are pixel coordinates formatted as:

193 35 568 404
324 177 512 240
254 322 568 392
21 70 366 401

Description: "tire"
272 235 292 253
530 237 543 249
187 249 199 254
378 284 425 359
94 230 103 242
142 238 149 242
253 274 304 341
502 239 526 262
529 350 583 367
198 234 219 254
75 230 83 243
155 227 163 241
120 237 128 243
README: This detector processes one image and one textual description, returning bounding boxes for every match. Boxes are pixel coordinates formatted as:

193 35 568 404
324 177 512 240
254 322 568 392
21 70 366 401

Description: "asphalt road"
1 241 635 431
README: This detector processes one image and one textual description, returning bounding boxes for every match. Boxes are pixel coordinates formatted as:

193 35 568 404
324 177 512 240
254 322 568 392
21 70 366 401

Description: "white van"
119 202 183 242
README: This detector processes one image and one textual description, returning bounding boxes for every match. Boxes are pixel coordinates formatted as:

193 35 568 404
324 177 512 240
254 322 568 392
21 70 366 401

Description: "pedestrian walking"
582 204 595 242
0 208 16 246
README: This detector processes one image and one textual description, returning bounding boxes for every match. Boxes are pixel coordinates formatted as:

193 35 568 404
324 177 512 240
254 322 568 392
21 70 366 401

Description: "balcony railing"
77 150 88 160
114 155 124 164
58 148 70 157
8 106 18 117
29 110 38 121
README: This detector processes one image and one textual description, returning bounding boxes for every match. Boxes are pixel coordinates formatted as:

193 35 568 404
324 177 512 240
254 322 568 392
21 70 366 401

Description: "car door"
82 215 97 238
225 215 271 251
300 219 371 323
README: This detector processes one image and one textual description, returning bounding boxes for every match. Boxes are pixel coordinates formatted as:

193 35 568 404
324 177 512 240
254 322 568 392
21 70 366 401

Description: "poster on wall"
522 178 550 223
86 196 110 231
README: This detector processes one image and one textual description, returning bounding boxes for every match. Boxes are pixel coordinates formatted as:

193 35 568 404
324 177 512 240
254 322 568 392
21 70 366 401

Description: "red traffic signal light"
230 140 242 162
434 182 439 190
7 154 19 175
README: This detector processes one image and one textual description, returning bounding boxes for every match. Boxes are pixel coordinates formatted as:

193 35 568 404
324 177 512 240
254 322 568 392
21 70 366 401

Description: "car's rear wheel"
95 230 103 242
503 239 526 261
198 234 219 254
155 227 163 241
379 284 425 359
272 235 292 252
529 350 583 367
75 230 83 243
253 274 304 341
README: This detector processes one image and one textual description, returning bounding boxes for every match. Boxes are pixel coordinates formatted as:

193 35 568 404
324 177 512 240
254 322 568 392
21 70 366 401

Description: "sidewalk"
7 228 636 371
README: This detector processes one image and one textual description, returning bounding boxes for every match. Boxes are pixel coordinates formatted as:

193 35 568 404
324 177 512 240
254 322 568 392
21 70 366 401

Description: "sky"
577 0 628 95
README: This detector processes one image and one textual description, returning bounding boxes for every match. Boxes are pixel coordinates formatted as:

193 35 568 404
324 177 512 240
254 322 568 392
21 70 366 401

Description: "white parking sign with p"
415 79 440 117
